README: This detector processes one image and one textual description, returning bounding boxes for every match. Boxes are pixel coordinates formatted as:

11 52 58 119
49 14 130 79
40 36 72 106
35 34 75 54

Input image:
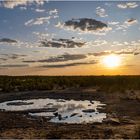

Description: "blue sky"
0 0 140 75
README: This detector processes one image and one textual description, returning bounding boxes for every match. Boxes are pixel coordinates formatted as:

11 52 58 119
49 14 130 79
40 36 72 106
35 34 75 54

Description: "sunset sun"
102 54 121 68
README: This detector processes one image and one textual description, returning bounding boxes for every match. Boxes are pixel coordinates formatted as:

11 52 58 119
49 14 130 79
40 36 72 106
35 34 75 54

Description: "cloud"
45 53 87 62
0 58 7 61
88 51 111 56
8 54 27 60
56 18 112 35
0 54 27 61
0 0 45 9
0 38 39 49
40 38 85 48
88 50 139 56
35 8 45 13
134 52 140 55
124 18 138 26
49 9 58 16
0 64 28 68
48 9 59 19
25 16 51 26
64 18 107 31
0 38 17 44
23 53 87 63
22 48 140 66
40 61 97 68
108 21 119 25
0 38 40 49
22 52 97 68
110 40 140 54
86 39 107 47
19 6 27 10
25 9 59 26
116 18 138 31
96 7 108 17
116 51 139 55
33 32 55 40
117 2 138 9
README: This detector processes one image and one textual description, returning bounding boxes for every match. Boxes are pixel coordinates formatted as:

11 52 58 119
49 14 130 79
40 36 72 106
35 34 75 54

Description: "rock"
7 102 34 106
63 116 68 119
109 118 120 125
92 122 102 125
82 109 95 113
25 108 58 113
70 113 78 117
104 118 120 125
58 114 62 120
106 113 117 118
46 103 53 106
57 99 65 102
90 101 94 104
53 112 58 117
120 118 135 124
113 134 122 139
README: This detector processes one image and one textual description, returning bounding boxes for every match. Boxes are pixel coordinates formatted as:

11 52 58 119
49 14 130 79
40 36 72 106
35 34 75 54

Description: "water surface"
0 98 106 124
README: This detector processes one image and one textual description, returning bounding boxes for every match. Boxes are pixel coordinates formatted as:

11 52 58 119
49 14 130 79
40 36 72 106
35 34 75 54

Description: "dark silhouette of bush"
0 75 140 93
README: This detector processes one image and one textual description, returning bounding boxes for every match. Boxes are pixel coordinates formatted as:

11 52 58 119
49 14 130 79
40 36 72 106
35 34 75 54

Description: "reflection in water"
0 98 106 124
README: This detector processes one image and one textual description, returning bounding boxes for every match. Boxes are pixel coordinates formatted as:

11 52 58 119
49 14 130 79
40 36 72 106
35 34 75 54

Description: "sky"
0 0 140 75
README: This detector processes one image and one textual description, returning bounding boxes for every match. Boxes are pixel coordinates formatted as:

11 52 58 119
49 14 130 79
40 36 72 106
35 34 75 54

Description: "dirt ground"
0 88 140 139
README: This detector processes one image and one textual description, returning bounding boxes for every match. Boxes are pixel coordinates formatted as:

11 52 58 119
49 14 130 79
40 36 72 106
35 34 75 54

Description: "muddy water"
0 98 106 124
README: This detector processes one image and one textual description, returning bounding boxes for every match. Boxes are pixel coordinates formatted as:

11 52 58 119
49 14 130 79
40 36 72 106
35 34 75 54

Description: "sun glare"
102 54 121 68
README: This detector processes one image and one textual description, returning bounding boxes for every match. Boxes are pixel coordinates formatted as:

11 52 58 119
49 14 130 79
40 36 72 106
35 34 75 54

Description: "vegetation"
0 75 140 92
